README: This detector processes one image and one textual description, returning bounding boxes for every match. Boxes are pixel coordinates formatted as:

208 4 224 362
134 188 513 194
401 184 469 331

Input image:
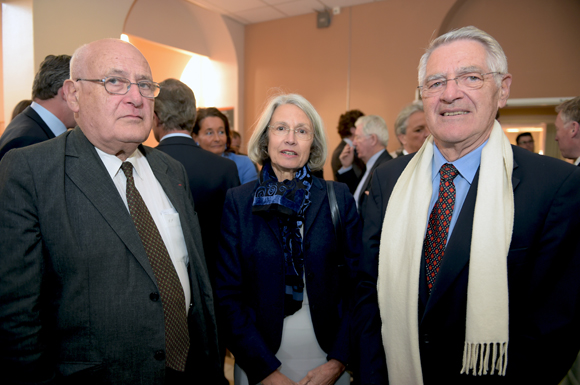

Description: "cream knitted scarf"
377 120 513 384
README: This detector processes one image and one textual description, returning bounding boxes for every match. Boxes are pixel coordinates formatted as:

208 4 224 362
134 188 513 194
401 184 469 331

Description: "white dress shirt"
96 147 191 311
353 149 385 207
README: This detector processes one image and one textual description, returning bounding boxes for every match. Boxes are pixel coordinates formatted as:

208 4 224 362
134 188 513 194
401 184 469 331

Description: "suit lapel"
421 168 479 318
24 106 55 139
358 151 392 207
64 128 157 284
303 177 325 238
421 156 521 318
145 145 201 261
144 146 209 298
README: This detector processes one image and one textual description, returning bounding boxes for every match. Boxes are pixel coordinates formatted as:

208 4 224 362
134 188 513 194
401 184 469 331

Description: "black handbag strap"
326 180 343 239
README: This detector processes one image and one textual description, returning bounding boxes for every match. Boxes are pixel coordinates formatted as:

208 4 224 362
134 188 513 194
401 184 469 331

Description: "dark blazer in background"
0 106 55 161
0 128 222 384
354 146 580 384
331 139 366 192
156 135 240 281
336 150 393 213
216 178 362 384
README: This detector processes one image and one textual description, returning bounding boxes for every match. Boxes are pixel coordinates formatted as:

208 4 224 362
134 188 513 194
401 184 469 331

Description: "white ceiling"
186 0 384 24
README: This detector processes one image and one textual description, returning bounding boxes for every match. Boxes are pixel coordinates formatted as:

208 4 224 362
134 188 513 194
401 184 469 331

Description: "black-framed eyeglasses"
76 76 160 98
417 72 501 97
268 124 314 141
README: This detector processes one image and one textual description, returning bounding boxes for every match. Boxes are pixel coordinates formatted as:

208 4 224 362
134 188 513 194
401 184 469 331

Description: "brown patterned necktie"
423 163 459 294
121 162 190 371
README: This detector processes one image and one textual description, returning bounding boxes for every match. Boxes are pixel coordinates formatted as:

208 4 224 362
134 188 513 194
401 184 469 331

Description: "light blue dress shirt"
428 140 487 242
223 151 258 184
30 102 67 137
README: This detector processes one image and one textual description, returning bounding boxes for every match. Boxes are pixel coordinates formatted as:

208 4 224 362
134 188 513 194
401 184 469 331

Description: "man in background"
153 78 240 281
393 101 429 157
516 132 535 152
331 109 366 192
0 54 75 160
337 115 392 213
0 39 221 384
555 96 580 165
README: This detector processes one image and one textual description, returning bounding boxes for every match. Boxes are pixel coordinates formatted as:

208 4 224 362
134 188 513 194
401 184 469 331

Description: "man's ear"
63 79 80 113
397 133 406 146
497 73 512 108
570 121 580 138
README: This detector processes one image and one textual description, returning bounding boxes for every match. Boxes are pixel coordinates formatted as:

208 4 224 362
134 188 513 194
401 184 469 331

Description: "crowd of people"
1 26 580 385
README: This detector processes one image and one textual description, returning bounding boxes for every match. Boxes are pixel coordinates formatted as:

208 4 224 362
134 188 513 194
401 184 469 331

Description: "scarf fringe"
461 342 508 376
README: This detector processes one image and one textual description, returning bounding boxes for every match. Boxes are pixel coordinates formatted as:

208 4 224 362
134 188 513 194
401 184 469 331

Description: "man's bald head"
63 39 155 160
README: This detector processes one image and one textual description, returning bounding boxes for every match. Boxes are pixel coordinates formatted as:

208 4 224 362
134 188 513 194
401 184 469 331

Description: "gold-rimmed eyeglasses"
418 72 501 97
76 76 161 99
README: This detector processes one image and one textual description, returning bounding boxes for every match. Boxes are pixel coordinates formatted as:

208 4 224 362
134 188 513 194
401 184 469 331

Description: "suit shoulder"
374 153 413 178
142 145 187 172
326 179 350 195
229 180 258 197
512 145 579 181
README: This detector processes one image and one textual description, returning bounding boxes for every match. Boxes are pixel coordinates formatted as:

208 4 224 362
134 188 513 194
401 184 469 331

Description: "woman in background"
216 93 361 385
193 107 258 184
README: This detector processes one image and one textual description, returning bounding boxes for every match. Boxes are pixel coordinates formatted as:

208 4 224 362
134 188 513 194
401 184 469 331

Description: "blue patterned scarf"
252 161 312 316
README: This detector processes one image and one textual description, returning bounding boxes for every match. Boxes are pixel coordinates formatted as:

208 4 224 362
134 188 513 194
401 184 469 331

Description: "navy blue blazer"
336 150 393 214
216 177 362 384
156 136 240 282
354 146 580 384
0 106 55 161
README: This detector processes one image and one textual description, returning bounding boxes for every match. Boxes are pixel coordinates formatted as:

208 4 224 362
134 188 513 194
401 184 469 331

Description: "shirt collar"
432 140 488 184
30 101 67 136
575 156 580 166
161 132 193 141
95 147 145 181
366 148 385 171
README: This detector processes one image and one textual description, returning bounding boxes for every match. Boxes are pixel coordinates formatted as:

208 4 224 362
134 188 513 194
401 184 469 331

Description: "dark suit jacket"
354 146 580 384
336 150 393 212
156 135 240 282
0 128 222 384
216 178 362 384
331 139 366 192
0 106 55 161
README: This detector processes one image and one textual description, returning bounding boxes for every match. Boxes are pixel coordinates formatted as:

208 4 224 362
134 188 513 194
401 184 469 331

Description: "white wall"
124 0 244 131
2 0 34 125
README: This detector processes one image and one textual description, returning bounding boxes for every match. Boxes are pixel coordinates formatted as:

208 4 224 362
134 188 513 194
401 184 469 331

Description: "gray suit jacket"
0 128 221 384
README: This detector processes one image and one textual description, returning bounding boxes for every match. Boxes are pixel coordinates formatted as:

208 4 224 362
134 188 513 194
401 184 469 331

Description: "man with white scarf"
354 26 580 384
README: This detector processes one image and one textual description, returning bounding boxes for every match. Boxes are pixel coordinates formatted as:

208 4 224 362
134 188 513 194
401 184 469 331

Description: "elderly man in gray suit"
0 39 221 384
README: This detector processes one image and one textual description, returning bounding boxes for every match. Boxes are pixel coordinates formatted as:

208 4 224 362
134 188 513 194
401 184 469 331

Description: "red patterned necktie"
423 163 459 293
121 162 190 371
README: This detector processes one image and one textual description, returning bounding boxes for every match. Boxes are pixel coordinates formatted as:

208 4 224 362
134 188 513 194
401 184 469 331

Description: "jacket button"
422 334 430 344
154 350 165 361
150 292 160 302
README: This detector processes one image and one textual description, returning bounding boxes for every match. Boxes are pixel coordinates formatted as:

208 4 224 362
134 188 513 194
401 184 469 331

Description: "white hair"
356 115 389 147
247 93 328 171
418 26 508 88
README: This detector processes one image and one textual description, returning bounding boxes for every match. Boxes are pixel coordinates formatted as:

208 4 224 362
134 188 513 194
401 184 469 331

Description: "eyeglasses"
268 124 313 141
76 76 161 98
418 72 501 97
